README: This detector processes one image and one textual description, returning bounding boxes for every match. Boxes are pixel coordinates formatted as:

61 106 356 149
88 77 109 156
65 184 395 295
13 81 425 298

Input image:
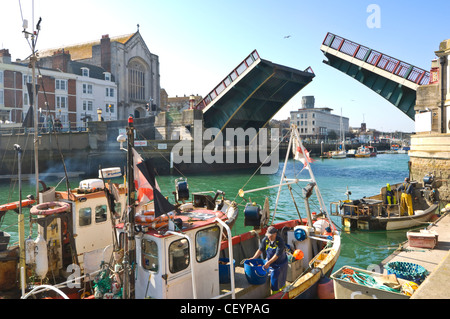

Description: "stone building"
412 39 450 204
39 31 160 120
290 95 349 140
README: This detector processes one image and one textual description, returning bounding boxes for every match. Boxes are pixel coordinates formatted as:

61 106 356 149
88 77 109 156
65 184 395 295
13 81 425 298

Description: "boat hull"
218 218 341 299
332 154 346 159
341 204 438 231
270 233 341 299
0 246 18 291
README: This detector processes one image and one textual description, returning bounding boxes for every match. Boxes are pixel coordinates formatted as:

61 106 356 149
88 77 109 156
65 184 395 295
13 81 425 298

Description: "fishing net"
339 267 401 293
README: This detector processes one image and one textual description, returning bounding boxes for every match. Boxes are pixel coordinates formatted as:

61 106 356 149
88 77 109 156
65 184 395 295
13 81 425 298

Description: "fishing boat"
0 166 128 298
330 178 438 231
346 149 356 157
331 149 346 159
0 18 129 298
331 110 346 159
355 146 370 158
368 146 377 156
101 124 339 300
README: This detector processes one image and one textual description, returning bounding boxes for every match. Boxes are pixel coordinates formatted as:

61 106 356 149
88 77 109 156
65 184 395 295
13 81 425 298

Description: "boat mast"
271 128 294 224
292 127 334 228
123 116 136 299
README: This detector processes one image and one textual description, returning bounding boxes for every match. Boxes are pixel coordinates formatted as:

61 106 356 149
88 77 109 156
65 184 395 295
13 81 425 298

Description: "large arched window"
128 59 146 101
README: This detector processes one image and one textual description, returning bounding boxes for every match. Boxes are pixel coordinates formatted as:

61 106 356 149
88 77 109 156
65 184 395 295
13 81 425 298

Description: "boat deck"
381 211 450 299
219 266 271 299
219 263 308 299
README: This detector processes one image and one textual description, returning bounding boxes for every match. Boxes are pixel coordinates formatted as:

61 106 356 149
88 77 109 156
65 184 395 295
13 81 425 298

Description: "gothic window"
128 60 146 101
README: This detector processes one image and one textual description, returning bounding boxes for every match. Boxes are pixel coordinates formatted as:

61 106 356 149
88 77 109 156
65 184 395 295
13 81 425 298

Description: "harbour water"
0 153 414 273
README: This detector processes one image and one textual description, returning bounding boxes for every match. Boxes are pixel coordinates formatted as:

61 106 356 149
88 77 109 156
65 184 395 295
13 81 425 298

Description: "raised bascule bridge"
195 50 316 132
320 32 430 120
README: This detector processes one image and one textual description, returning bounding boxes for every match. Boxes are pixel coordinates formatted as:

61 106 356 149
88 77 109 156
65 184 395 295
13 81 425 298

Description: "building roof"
39 33 136 61
291 107 334 112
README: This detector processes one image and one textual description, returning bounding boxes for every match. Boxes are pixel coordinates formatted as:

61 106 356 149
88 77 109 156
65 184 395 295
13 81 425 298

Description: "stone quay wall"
409 133 450 205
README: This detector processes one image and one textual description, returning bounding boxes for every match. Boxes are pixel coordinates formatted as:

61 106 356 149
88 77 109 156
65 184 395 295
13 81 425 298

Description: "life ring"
0 199 36 212
135 211 174 229
30 201 71 216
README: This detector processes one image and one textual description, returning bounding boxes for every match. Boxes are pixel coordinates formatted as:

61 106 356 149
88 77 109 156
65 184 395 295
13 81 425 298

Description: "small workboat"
330 178 438 231
355 146 371 158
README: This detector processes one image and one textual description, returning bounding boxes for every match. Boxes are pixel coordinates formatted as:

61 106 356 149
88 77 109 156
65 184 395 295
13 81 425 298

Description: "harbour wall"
0 122 391 178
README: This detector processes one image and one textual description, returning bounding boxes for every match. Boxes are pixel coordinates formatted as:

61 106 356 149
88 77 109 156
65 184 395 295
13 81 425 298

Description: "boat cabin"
29 169 127 278
132 205 229 299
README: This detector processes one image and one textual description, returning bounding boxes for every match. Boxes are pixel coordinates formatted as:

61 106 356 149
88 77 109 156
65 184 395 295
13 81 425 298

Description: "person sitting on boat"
398 178 414 216
250 226 288 294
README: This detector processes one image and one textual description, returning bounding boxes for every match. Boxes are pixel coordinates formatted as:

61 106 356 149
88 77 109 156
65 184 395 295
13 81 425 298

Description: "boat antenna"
122 116 136 299
14 144 27 292
22 8 41 203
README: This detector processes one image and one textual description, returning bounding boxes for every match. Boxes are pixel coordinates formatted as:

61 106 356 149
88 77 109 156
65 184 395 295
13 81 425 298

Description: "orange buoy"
293 249 304 260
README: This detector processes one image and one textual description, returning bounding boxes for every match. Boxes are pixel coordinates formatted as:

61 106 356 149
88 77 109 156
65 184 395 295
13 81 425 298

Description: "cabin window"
79 207 92 226
195 226 220 263
95 205 107 223
142 239 158 272
169 238 190 273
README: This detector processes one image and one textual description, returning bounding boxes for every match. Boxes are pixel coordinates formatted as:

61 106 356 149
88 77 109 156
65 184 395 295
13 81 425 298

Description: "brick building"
0 48 117 129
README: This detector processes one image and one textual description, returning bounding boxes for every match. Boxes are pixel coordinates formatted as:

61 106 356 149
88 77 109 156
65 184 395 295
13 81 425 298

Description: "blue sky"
2 0 449 132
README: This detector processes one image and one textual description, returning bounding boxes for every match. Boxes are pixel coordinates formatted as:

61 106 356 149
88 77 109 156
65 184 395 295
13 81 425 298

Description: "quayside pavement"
381 211 450 299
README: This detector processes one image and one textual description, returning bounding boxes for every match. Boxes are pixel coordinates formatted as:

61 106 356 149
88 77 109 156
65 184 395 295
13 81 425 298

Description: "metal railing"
195 50 261 111
322 32 430 86
0 122 89 135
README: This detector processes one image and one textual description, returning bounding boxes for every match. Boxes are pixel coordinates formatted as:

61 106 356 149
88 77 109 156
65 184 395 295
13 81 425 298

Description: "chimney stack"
52 49 71 72
101 34 111 72
0 49 12 64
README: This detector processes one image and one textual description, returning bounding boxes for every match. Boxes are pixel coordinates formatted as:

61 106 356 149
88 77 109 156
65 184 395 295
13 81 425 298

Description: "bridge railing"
322 32 430 86
195 50 261 111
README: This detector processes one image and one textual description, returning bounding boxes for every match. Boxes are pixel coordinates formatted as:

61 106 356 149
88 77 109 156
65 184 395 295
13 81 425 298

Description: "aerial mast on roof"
22 7 42 203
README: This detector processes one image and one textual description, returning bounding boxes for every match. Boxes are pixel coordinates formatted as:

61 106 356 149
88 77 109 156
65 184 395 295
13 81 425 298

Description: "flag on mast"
136 159 176 217
292 137 315 167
